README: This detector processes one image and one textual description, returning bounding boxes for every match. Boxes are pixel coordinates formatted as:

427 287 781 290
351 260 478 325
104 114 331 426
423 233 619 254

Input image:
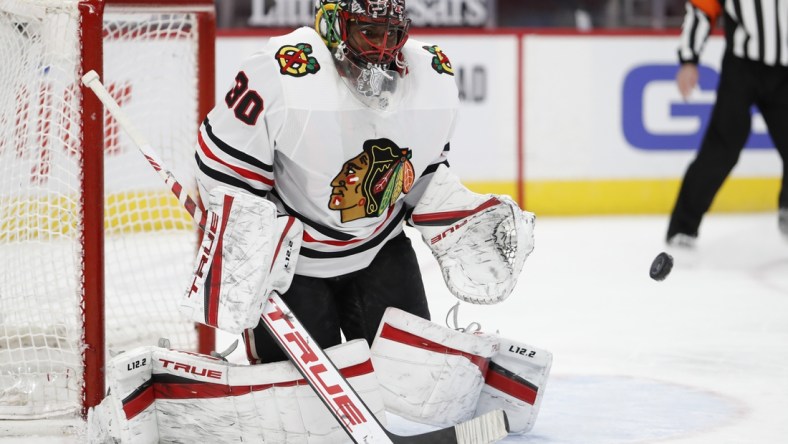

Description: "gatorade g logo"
276 43 321 77
424 45 454 76
329 138 414 223
622 64 773 150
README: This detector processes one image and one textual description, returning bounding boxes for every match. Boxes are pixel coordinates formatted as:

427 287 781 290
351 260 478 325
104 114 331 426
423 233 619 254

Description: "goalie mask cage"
0 0 215 431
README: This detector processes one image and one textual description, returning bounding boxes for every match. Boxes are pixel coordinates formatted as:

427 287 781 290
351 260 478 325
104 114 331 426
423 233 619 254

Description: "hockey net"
0 0 215 426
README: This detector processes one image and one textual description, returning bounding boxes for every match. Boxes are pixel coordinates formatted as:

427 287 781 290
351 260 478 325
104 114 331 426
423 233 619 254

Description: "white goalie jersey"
196 27 460 278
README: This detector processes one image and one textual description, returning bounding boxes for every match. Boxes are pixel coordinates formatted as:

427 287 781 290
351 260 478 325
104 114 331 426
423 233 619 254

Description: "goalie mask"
315 0 410 109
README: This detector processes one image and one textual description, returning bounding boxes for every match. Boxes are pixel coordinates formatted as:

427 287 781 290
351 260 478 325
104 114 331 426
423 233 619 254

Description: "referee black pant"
668 53 788 240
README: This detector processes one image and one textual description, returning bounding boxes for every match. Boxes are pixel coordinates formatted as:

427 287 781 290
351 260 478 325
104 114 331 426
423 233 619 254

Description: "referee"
667 0 788 248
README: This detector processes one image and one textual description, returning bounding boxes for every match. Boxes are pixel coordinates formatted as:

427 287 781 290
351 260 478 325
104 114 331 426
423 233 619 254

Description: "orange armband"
690 0 722 24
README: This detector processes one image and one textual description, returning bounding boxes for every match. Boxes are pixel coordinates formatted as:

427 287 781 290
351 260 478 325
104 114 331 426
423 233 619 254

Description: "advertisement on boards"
523 35 780 214
247 0 495 27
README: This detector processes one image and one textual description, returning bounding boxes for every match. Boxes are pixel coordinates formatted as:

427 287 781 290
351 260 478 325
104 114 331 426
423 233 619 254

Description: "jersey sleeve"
677 1 720 64
195 44 284 204
404 103 457 212
402 41 460 213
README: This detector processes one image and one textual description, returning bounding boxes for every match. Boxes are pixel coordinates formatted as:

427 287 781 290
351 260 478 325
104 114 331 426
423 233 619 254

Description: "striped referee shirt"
679 0 788 66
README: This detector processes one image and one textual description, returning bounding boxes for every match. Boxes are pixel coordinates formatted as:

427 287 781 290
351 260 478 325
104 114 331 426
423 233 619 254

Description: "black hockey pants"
244 230 430 364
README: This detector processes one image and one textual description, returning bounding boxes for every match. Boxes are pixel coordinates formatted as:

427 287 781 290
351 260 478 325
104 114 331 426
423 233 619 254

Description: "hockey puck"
649 252 674 281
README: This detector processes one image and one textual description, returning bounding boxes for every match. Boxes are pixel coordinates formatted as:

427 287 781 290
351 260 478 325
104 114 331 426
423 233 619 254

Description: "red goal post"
0 0 215 427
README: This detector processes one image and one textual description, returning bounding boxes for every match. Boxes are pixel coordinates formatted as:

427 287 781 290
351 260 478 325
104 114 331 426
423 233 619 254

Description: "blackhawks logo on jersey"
423 45 453 76
276 43 320 77
329 138 415 223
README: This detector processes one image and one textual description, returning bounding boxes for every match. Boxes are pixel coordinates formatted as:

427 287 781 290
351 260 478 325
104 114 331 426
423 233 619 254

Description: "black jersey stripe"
195 152 269 198
269 189 355 241
422 159 450 176
299 206 407 259
688 7 702 62
754 0 765 62
733 0 751 58
775 0 782 63
202 117 273 173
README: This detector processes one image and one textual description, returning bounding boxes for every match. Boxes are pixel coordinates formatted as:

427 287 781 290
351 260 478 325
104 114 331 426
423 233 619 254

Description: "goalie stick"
82 70 509 444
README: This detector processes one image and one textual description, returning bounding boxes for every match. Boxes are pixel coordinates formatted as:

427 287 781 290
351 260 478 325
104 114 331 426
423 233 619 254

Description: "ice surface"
3 212 787 443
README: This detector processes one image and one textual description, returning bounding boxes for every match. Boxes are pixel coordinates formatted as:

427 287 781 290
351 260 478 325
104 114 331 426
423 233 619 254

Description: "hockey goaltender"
87 0 551 442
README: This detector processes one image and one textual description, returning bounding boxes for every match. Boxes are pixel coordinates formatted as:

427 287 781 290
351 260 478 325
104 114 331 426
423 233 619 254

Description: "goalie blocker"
180 185 303 334
371 307 552 434
411 165 535 305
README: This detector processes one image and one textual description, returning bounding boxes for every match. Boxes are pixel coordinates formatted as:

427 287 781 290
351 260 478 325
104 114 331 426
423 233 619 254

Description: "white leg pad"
370 307 499 427
88 347 158 443
474 337 552 434
89 339 383 443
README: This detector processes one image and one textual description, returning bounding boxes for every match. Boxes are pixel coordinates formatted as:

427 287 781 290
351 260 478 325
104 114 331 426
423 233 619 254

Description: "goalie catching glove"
180 186 303 334
411 165 535 304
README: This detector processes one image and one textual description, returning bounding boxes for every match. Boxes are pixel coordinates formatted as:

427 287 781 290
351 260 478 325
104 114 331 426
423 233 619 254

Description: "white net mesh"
0 1 207 420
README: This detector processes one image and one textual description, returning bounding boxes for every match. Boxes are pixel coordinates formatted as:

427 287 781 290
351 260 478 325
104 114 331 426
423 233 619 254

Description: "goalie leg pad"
370 307 499 427
89 340 383 444
474 337 553 434
181 185 303 334
411 165 535 304
88 347 159 443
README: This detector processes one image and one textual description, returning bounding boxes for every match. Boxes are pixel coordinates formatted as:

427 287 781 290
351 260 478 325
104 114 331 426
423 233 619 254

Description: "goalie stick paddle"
82 70 510 444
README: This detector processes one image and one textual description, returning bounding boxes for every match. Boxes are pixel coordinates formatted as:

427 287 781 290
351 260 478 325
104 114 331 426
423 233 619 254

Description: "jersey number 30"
225 71 264 125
